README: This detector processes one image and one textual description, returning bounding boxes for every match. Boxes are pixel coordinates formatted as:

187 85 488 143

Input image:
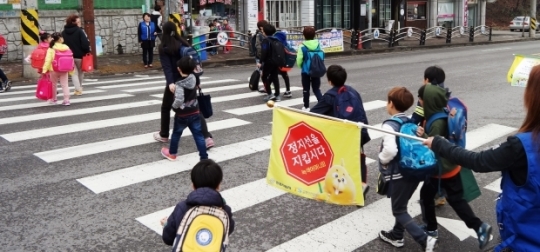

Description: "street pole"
164 0 170 22
20 0 40 79
367 0 372 32
530 0 536 37
82 0 97 69
146 0 151 12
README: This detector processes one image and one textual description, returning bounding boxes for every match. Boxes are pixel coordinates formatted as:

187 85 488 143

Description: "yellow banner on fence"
266 106 364 206
507 54 540 87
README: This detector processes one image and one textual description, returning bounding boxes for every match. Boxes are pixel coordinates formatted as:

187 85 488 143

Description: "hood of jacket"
185 187 226 207
52 43 71 51
301 40 320 50
63 24 80 35
272 32 288 45
423 84 448 120
151 11 161 16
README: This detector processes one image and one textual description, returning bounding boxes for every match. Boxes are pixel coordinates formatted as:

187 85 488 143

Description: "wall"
0 9 152 62
300 0 314 26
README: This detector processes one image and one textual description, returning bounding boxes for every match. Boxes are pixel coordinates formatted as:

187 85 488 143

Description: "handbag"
249 69 260 91
36 73 53 100
81 53 94 72
376 172 390 196
197 87 213 118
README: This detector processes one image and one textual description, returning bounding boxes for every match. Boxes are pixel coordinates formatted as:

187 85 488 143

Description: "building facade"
258 0 487 31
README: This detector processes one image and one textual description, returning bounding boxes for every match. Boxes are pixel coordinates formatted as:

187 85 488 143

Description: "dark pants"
389 178 427 245
360 152 367 183
159 86 212 139
262 64 280 96
301 73 323 108
420 174 483 232
142 47 154 65
0 54 7 83
280 70 290 91
169 113 208 160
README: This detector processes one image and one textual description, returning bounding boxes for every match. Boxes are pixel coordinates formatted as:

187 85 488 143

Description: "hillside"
486 0 540 28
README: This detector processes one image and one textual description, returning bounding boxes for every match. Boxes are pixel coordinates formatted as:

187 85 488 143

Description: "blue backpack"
301 43 326 78
333 85 371 145
280 43 297 71
180 45 203 76
425 97 468 148
386 117 439 180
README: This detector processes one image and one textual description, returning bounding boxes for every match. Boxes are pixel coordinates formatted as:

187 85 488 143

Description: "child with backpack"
417 84 492 249
207 23 218 56
411 66 450 206
377 87 438 251
31 32 52 74
0 33 11 93
310 65 371 198
253 20 292 98
161 159 235 250
42 32 74 106
160 57 208 161
296 26 325 111
260 23 282 102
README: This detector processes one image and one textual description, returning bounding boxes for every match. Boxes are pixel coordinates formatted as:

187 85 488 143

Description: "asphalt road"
0 40 535 251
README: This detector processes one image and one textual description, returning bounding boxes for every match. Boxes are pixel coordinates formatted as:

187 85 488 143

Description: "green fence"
0 0 147 11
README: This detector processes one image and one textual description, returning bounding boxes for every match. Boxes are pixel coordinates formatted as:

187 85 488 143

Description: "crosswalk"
0 73 517 251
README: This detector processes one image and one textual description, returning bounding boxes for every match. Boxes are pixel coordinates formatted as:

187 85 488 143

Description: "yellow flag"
266 106 364 206
507 54 540 87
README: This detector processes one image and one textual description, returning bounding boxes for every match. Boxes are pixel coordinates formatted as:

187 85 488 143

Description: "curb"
8 37 538 82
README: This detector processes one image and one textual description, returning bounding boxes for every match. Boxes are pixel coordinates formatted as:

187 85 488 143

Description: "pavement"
0 38 535 251
1 30 537 84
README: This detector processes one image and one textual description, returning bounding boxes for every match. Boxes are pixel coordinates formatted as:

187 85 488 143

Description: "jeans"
0 54 7 83
159 86 212 139
389 178 427 245
262 64 280 96
142 47 154 65
420 174 483 232
169 113 208 160
301 73 323 108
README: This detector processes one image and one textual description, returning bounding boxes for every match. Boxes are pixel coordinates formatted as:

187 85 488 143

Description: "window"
407 2 427 20
379 0 391 27
315 0 351 29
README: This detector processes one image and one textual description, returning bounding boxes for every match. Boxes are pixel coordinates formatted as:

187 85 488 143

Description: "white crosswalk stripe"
0 74 517 251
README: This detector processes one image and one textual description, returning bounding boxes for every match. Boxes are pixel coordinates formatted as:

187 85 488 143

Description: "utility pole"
530 0 537 37
82 0 97 69
20 0 40 78
164 0 170 22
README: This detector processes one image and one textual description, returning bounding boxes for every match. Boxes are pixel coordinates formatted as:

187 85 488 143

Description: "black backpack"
150 14 162 33
250 31 260 58
268 37 286 67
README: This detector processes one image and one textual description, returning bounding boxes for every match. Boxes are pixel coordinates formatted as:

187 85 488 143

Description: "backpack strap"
425 112 448 134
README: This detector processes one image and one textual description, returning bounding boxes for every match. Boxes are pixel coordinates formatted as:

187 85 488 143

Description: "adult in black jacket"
153 21 215 149
62 14 90 95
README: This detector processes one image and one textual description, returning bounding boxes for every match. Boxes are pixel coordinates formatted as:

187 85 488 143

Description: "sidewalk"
1 30 535 83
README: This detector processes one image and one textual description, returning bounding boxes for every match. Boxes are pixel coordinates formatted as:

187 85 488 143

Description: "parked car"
509 16 539 31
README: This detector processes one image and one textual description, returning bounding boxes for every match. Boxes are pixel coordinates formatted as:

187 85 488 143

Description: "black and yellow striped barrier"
169 13 183 36
20 9 39 46
531 17 537 31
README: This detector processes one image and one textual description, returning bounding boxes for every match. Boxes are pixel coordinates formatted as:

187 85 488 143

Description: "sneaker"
0 88 4 93
477 222 492 249
301 107 310 112
420 224 439 239
48 99 57 105
379 230 404 248
258 88 266 94
3 80 11 92
423 236 438 252
283 91 292 98
62 100 70 106
273 95 281 101
263 94 275 101
73 90 83 96
205 137 215 150
161 147 176 161
153 132 168 143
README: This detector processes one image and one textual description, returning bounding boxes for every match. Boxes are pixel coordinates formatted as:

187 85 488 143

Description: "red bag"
36 74 53 100
31 47 47 69
0 34 7 54
81 53 94 72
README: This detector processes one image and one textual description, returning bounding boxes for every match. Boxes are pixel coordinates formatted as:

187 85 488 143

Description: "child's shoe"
161 147 176 161
477 222 492 249
62 100 70 106
205 137 215 150
422 236 438 252
379 230 404 248
434 196 446 206
153 132 168 143
302 107 310 112
48 99 57 105
283 91 292 98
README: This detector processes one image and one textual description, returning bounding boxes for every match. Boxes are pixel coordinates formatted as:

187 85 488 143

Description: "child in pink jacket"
42 32 74 106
